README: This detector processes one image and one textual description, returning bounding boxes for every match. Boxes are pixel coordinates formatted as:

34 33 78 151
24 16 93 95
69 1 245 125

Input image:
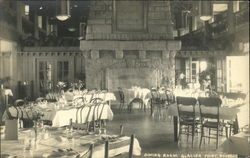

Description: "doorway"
36 58 73 96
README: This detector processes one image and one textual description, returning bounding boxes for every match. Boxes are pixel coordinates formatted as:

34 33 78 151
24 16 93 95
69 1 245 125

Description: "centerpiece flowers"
75 80 84 91
25 105 45 144
70 80 84 91
57 81 67 93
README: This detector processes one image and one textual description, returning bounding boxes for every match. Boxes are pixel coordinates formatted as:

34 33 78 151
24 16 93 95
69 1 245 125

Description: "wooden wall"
0 40 18 99
16 51 86 99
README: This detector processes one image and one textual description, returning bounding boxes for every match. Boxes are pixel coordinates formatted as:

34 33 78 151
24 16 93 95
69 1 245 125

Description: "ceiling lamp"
56 0 71 21
199 1 213 21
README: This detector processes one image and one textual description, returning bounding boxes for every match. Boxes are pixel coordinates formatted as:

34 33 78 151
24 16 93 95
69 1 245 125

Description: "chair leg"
208 128 211 144
192 125 195 148
86 122 89 132
229 125 232 137
158 107 161 120
216 128 219 149
226 126 228 138
119 102 123 111
199 126 203 149
150 103 153 116
178 125 182 142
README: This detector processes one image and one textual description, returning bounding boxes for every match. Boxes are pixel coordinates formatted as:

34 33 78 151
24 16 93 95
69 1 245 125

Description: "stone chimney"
80 0 181 90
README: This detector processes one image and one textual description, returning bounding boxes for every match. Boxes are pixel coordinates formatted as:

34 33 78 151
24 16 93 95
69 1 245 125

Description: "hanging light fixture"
56 0 71 21
199 1 213 21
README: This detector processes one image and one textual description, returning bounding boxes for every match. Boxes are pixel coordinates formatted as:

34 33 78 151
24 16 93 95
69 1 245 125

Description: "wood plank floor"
106 108 231 157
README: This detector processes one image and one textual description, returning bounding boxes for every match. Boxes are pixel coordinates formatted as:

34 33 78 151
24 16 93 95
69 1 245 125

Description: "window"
191 62 198 82
216 59 223 92
38 16 42 28
38 61 53 94
185 59 190 83
24 5 29 16
57 61 69 82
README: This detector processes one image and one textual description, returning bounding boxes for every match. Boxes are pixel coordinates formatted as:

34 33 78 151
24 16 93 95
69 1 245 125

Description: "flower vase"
60 89 64 94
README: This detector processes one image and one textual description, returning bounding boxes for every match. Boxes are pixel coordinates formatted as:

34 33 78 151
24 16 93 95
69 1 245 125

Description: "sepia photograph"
0 0 249 157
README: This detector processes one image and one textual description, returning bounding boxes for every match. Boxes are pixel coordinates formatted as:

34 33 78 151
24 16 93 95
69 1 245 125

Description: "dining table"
1 126 141 158
3 102 114 127
123 87 151 107
166 103 241 142
63 90 117 103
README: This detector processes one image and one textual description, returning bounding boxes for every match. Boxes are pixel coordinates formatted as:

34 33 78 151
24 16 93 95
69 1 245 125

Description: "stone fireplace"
80 0 181 91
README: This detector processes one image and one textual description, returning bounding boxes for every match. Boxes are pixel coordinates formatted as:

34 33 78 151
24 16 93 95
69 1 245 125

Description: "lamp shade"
56 0 70 21
4 89 13 96
199 1 213 21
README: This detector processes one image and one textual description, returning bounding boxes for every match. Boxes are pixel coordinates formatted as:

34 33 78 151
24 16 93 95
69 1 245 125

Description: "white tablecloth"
1 128 141 158
64 91 116 103
123 88 151 106
174 89 207 98
166 103 240 120
3 103 114 127
51 104 113 127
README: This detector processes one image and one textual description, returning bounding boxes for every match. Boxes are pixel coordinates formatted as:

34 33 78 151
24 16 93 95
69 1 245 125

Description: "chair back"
198 97 222 120
118 90 125 102
73 96 85 107
104 134 135 158
80 144 93 158
14 99 25 107
36 97 46 103
176 97 197 120
150 89 163 104
90 98 104 104
165 90 175 104
73 104 88 130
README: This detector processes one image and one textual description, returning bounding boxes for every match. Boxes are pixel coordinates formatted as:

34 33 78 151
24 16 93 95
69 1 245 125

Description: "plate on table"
42 148 79 158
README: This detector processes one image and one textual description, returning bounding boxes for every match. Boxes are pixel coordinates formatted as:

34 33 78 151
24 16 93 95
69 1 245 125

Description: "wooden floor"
107 107 229 157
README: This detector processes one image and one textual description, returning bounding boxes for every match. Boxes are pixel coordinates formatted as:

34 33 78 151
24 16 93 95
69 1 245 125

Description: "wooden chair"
176 96 198 147
86 102 106 133
150 89 164 119
198 97 222 149
104 134 135 158
72 104 89 130
14 99 25 107
128 98 144 112
79 143 93 158
90 98 104 104
165 90 175 105
35 97 46 103
118 88 125 112
73 96 85 107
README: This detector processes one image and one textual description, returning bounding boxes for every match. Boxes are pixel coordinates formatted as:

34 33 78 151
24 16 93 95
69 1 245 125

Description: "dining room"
0 0 249 158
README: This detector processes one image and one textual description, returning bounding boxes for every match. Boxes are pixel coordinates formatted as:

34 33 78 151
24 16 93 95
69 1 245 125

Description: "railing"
180 8 249 42
21 34 80 47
